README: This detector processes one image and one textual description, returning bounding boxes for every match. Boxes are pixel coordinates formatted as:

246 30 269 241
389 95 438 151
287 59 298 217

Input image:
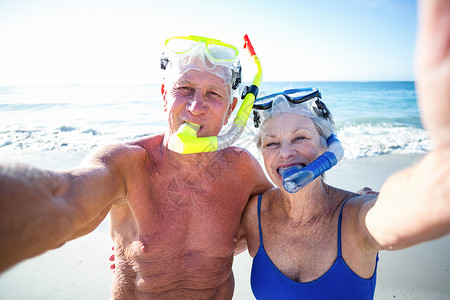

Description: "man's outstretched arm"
0 144 128 272
364 0 450 251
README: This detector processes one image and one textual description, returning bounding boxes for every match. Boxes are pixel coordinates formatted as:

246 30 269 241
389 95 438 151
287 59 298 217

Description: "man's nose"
186 93 207 115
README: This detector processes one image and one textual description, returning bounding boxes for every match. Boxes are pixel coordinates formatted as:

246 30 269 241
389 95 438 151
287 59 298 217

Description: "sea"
0 81 431 165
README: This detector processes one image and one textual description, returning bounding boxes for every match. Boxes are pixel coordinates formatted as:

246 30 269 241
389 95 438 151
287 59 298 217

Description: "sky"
0 0 417 85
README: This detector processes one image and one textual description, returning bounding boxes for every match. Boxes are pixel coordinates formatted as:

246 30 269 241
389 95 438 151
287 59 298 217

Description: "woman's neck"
278 179 340 226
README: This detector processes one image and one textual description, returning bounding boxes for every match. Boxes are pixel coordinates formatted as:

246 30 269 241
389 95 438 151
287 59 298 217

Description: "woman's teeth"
277 164 306 176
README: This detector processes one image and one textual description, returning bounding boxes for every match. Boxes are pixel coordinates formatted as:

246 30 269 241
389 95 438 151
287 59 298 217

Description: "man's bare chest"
124 173 245 251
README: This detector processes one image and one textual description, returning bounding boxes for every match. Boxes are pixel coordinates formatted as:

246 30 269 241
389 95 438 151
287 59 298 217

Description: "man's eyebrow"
175 79 193 86
173 79 228 94
206 82 229 94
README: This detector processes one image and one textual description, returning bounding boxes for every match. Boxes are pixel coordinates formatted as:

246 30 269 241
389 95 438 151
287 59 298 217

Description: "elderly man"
0 35 272 299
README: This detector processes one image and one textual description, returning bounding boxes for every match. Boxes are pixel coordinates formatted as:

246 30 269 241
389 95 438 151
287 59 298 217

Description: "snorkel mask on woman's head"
160 35 242 92
253 88 333 129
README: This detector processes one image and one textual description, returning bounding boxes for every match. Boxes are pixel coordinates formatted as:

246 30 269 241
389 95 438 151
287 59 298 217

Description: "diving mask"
161 35 242 90
252 88 332 128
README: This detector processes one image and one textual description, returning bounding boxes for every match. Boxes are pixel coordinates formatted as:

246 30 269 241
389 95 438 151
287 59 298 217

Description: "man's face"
162 68 236 137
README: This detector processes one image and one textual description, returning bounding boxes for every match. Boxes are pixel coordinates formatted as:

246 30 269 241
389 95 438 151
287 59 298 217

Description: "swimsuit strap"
257 194 264 247
337 197 354 257
257 194 355 255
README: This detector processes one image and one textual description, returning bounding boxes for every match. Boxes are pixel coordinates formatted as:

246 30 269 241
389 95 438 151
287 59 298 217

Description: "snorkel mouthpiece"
283 168 315 192
168 35 262 154
282 135 344 193
168 122 219 153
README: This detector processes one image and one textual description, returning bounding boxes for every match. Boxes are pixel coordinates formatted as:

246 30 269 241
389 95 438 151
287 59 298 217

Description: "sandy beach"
0 152 449 299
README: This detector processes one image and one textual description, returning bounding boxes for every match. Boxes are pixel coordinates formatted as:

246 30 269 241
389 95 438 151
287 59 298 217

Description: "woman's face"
260 112 326 187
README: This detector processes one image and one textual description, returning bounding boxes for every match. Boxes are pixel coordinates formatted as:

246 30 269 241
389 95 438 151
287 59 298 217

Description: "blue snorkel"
282 134 344 193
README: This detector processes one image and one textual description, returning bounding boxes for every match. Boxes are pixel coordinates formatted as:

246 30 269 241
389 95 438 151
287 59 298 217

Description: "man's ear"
161 84 168 112
224 97 238 125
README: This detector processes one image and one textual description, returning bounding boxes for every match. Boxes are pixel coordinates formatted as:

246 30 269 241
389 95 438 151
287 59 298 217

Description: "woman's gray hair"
311 115 334 148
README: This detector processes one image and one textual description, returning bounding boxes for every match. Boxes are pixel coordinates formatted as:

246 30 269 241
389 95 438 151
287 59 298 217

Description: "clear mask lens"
166 38 199 54
162 36 241 92
253 88 333 128
166 38 238 62
253 95 276 110
254 88 319 109
284 88 318 100
206 44 238 61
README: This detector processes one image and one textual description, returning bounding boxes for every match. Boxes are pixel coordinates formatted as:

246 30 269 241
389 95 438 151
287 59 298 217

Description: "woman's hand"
109 246 115 273
357 187 379 196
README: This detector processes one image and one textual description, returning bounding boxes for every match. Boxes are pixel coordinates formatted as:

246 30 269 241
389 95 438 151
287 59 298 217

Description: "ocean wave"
1 122 432 161
235 121 432 160
337 122 431 159
1 82 429 162
0 125 156 160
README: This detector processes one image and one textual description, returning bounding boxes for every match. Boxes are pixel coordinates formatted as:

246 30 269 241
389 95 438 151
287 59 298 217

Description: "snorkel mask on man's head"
160 35 242 97
252 88 344 193
162 34 263 154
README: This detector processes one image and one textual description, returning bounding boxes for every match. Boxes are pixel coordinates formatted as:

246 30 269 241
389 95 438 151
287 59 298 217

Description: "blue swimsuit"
250 195 378 299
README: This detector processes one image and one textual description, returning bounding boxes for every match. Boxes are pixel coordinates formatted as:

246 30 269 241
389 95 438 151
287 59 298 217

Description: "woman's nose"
279 142 296 158
186 93 207 115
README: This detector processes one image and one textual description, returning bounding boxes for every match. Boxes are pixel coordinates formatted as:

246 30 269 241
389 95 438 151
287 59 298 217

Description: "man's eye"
207 91 224 100
177 87 194 94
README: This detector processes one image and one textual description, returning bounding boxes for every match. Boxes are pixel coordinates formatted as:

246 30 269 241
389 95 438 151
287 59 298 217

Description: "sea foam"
337 122 431 159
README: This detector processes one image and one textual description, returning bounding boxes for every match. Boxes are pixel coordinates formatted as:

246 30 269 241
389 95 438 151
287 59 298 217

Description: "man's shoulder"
86 134 164 165
129 133 165 149
222 146 265 175
225 146 257 162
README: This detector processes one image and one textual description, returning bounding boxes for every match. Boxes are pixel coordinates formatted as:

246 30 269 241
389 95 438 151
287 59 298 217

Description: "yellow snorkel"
167 34 262 154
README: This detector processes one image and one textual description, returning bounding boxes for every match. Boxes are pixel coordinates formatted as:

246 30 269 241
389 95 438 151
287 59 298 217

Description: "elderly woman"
237 87 450 299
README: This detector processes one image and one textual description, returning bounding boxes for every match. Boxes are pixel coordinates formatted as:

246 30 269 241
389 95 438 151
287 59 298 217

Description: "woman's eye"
293 136 306 142
264 142 279 148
